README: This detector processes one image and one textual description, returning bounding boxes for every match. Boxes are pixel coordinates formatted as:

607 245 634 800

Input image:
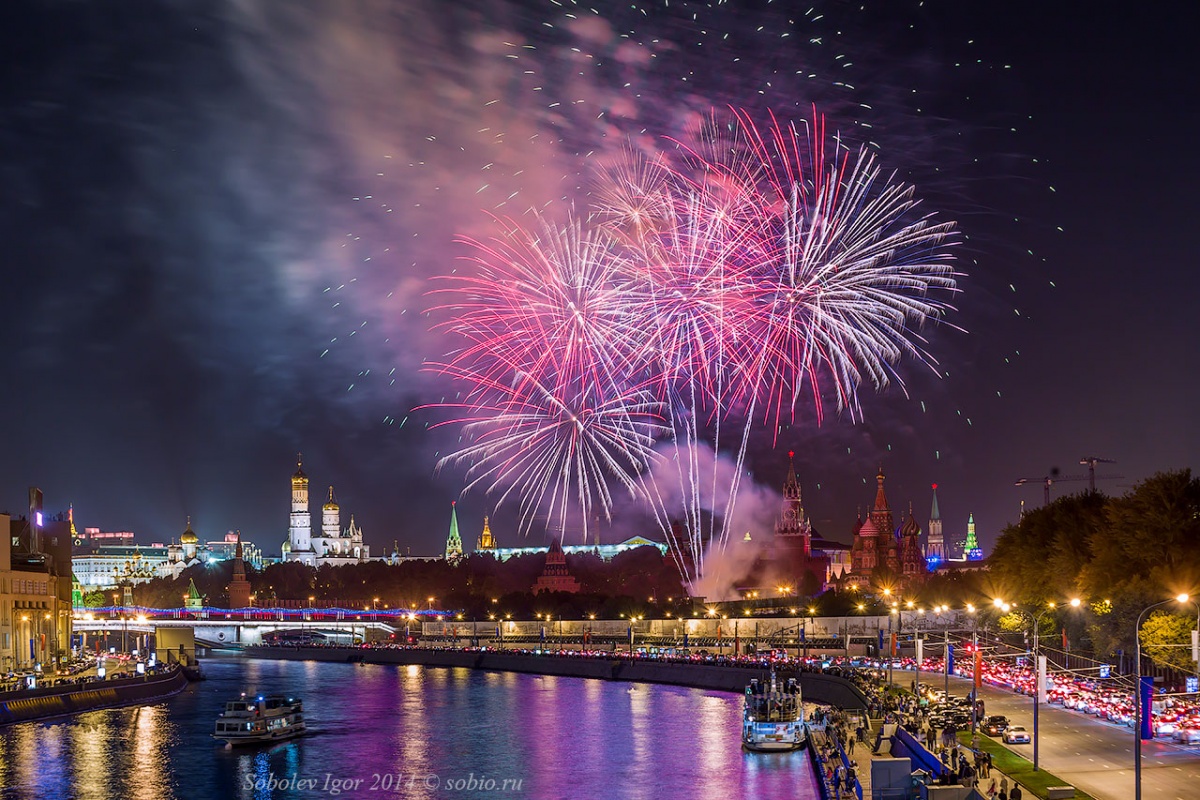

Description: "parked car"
983 716 1009 736
1003 725 1031 744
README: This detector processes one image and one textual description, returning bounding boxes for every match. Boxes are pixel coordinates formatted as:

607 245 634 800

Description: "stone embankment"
250 646 869 710
0 667 189 726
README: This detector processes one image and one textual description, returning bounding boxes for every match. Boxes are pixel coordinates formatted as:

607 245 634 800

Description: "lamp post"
1135 594 1189 800
914 605 925 699
996 597 1082 772
887 604 898 688
806 607 816 661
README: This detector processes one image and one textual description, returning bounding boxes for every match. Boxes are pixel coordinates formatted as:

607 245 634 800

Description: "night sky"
1 1 1195 561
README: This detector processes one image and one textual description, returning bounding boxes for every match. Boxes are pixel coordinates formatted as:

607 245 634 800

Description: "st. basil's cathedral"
765 452 985 596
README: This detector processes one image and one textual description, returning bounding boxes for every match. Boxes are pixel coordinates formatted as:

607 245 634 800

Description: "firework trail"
424 212 670 541
426 108 959 584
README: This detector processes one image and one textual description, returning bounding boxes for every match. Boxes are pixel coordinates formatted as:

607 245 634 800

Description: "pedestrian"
847 735 856 755
1000 776 1009 796
986 777 997 798
1010 784 1022 800
986 751 993 777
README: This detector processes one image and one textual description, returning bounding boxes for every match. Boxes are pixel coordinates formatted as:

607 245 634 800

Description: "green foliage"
987 470 1200 662
82 590 106 608
1140 610 1198 673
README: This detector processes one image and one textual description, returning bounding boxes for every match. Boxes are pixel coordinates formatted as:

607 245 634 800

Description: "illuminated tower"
774 450 812 556
445 502 464 563
228 533 252 609
964 513 983 560
322 487 340 538
926 483 945 569
476 515 495 552
289 455 313 559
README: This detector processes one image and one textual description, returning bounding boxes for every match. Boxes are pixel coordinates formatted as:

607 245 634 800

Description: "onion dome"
323 486 339 511
180 516 198 545
291 453 308 488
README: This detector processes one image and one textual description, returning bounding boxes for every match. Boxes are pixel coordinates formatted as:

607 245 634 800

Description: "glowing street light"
1135 594 1190 800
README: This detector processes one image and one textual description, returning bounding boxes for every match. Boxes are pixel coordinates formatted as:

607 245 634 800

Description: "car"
1003 725 1031 744
1174 726 1200 744
983 716 1009 736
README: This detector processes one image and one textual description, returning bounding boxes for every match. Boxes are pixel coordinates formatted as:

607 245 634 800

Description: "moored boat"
742 672 806 752
213 693 306 746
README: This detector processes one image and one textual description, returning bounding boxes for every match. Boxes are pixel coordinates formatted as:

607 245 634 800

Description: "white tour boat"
213 693 306 746
742 672 806 751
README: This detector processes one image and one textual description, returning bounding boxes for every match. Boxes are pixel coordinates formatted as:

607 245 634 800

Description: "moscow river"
0 655 821 799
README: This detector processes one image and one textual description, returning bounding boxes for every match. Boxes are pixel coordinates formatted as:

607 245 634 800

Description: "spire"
445 501 464 562
477 515 495 550
930 483 941 520
964 513 983 560
873 467 889 512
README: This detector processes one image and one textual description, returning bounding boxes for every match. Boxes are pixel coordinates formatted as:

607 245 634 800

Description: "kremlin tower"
531 536 581 594
964 513 984 560
770 452 829 592
445 502 464 563
926 484 946 568
227 534 252 608
774 451 813 557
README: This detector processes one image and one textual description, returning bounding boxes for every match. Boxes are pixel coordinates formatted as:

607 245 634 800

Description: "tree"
1140 610 1198 673
83 590 106 608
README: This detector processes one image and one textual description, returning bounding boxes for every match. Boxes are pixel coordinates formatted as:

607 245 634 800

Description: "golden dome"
180 516 198 545
323 486 339 511
292 454 309 488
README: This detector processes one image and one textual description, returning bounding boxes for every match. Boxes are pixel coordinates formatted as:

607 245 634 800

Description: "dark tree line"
987 469 1200 663
129 545 687 619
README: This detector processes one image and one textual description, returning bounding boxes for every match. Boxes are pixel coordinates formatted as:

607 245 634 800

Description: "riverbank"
246 645 870 709
0 666 188 726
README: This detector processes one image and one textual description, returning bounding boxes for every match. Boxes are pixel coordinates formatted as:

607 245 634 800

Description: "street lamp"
998 597 1082 772
1135 593 1189 800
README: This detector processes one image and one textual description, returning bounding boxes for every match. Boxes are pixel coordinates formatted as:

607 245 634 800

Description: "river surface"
0 654 821 799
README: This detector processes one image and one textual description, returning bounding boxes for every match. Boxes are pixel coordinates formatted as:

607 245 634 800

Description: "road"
894 669 1200 800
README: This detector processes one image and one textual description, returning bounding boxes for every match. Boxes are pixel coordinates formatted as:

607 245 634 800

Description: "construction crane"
1079 456 1117 493
1016 460 1123 505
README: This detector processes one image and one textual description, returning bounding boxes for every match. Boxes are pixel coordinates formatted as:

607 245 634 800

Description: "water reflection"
1 656 819 800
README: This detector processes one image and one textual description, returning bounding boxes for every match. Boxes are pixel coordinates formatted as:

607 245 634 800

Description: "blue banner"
1140 676 1154 740
683 632 688 647
946 644 954 675
878 630 884 653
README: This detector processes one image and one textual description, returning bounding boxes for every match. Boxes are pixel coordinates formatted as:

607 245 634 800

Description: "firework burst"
424 108 960 583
